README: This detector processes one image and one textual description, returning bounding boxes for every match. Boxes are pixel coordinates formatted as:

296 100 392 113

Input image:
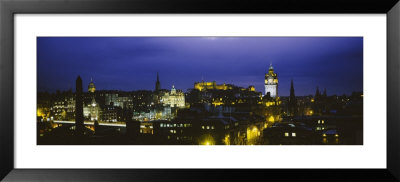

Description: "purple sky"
37 37 363 96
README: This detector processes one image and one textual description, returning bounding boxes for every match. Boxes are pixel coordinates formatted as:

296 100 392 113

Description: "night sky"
37 37 363 96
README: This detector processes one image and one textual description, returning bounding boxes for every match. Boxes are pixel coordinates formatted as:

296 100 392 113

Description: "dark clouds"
37 37 363 96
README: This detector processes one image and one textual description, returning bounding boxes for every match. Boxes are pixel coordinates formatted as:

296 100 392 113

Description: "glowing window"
292 133 296 137
322 120 325 124
211 126 215 129
207 126 210 129
318 120 320 124
202 126 205 129
284 132 289 137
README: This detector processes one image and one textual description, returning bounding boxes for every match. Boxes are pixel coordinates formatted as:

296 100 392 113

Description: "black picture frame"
1 0 399 181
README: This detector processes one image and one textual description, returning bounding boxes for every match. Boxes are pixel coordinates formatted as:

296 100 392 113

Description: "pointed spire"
315 86 321 98
155 72 161 92
91 77 93 82
289 79 297 116
269 63 273 70
290 79 296 100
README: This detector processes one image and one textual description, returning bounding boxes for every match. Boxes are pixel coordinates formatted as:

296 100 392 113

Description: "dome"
88 78 96 93
171 85 176 95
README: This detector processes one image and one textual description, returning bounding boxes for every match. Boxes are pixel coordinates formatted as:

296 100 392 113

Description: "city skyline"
37 37 363 145
37 37 363 96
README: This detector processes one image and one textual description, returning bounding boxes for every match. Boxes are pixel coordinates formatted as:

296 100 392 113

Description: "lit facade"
105 93 132 109
133 106 172 121
105 93 118 106
161 85 185 108
83 98 101 121
265 64 278 98
88 78 96 93
102 105 119 122
194 81 233 91
51 101 66 120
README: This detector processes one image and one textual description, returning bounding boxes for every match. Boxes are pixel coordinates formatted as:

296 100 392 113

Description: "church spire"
155 72 161 92
290 80 295 99
323 88 327 97
315 86 321 99
288 79 297 116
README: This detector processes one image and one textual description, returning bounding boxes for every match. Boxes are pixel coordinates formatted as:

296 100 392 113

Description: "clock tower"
265 64 278 98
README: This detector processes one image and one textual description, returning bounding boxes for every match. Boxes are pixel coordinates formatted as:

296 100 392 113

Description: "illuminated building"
83 98 101 121
113 96 131 109
131 90 153 112
47 91 76 120
88 78 96 93
65 96 75 119
37 93 53 121
247 85 256 92
105 93 131 109
37 107 50 120
133 106 172 121
140 122 154 134
51 100 66 120
105 93 118 106
264 64 278 98
153 120 194 143
194 81 233 91
321 129 340 144
315 119 326 131
263 122 316 145
247 126 261 145
161 85 185 108
153 106 173 120
102 105 119 122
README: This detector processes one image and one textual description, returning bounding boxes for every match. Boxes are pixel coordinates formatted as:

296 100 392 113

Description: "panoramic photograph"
37 37 363 145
